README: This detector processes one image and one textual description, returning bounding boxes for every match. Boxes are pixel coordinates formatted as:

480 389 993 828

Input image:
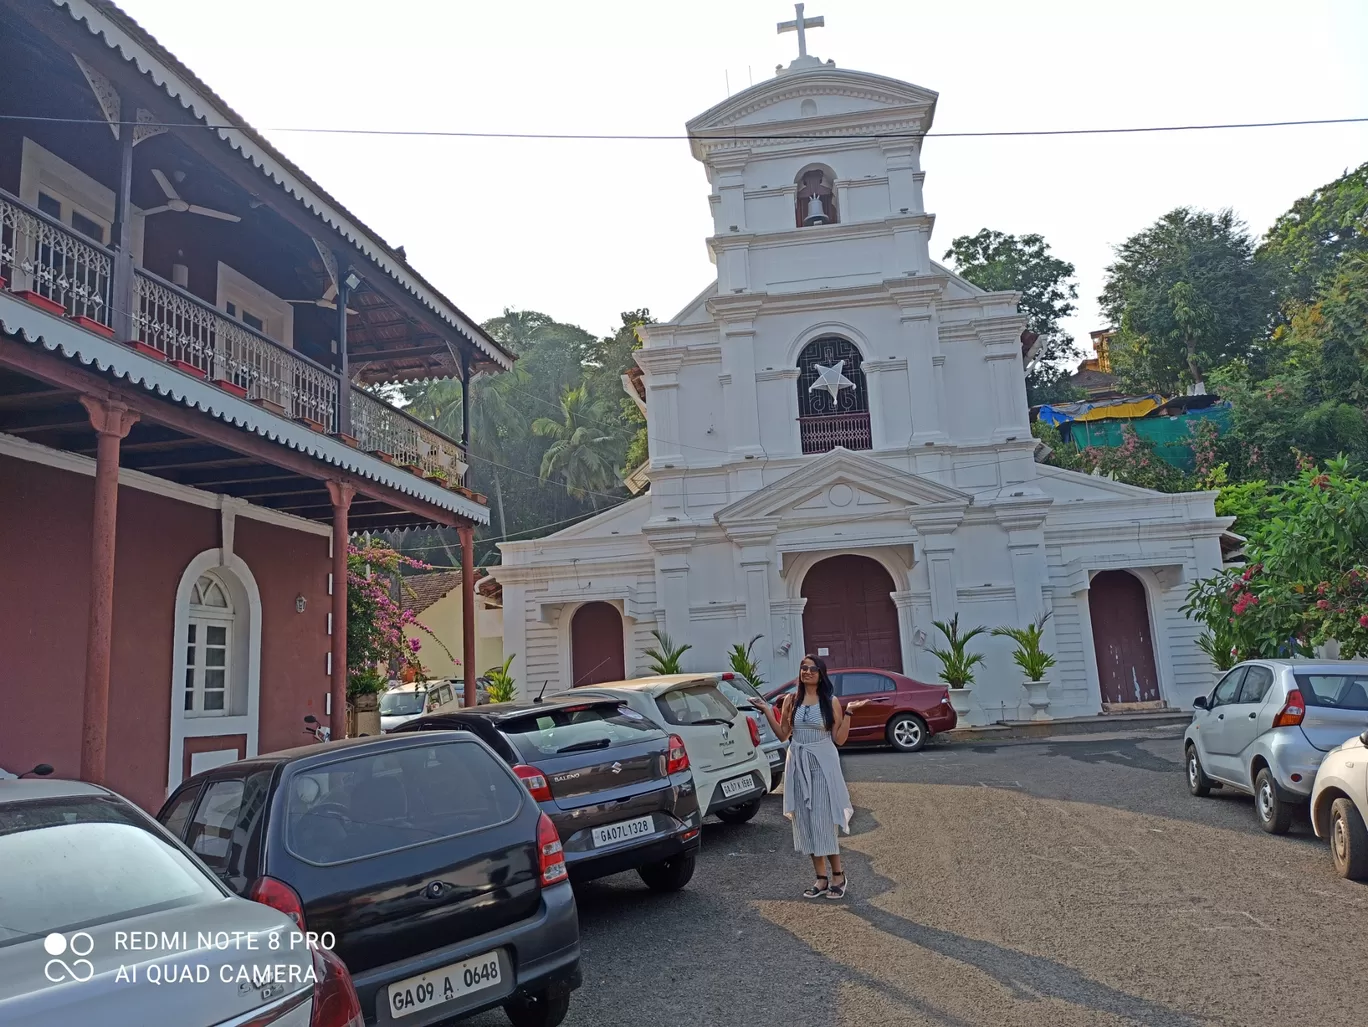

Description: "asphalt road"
467 728 1368 1027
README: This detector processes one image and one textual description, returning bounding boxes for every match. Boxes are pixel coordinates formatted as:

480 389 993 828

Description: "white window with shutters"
185 574 234 717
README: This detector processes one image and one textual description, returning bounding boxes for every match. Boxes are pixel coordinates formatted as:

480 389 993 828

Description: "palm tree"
404 364 528 538
532 385 619 505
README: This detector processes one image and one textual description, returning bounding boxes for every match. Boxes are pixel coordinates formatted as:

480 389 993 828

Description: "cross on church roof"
777 3 824 60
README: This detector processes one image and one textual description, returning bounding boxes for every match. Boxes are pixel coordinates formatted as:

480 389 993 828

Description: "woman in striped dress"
751 655 869 899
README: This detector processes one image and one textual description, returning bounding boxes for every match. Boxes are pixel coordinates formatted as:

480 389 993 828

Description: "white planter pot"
948 685 974 719
1024 678 1052 721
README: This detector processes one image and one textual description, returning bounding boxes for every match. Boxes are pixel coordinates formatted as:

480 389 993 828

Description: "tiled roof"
400 570 463 615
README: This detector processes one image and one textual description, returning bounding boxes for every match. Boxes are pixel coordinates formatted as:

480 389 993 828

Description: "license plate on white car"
766 750 781 764
388 951 501 1019
592 815 654 847
720 774 756 799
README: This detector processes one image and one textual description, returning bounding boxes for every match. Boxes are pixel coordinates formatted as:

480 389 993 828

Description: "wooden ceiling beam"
349 344 450 364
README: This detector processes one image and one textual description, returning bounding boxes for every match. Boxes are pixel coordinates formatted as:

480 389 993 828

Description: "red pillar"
460 524 477 708
327 482 355 739
78 395 139 783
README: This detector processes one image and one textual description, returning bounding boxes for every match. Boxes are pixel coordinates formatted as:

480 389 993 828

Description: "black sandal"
803 876 829 899
827 872 847 899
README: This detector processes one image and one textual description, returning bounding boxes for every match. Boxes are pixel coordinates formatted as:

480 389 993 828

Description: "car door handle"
1217 714 1224 720
1248 712 1257 720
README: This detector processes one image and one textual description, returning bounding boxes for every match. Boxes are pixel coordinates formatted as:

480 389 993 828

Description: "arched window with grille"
796 336 871 454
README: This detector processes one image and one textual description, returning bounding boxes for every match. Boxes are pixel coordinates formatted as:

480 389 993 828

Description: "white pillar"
891 590 919 676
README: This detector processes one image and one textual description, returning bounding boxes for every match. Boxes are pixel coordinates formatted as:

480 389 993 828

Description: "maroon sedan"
763 668 956 752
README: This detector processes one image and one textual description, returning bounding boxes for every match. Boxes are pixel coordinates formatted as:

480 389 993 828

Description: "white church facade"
494 31 1232 725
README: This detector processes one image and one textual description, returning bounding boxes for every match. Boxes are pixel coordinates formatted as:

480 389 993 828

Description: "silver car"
1184 660 1368 833
0 779 353 1027
712 673 788 790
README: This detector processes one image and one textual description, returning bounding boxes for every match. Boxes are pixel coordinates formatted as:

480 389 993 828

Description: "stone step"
941 709 1192 745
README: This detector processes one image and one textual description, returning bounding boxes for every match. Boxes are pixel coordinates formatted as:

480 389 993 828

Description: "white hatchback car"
1311 728 1368 880
572 676 772 824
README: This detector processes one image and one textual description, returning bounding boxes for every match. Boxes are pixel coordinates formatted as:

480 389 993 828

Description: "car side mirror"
1361 730 1368 746
1192 696 1209 710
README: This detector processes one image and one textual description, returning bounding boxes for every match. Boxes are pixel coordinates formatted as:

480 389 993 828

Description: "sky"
114 0 1368 360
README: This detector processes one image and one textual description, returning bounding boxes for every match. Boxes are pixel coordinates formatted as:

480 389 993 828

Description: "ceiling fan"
285 282 357 315
142 169 241 222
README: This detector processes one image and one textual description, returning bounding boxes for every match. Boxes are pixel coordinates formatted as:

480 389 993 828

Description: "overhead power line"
1 113 1365 141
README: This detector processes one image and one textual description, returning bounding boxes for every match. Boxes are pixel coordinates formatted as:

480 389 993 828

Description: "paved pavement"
469 728 1368 1027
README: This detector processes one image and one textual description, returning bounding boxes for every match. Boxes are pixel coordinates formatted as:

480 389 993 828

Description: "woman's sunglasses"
800 665 818 673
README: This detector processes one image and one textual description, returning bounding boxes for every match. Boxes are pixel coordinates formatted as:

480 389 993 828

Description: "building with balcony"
494 38 1231 725
0 0 513 809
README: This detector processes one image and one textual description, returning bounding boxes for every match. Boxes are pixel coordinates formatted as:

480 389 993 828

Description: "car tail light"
537 813 567 887
666 734 690 774
309 944 364 1027
248 876 306 930
746 715 761 747
1273 689 1306 728
720 672 735 680
514 764 552 802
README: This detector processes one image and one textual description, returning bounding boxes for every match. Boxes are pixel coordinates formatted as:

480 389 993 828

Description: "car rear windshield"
1294 673 1368 711
284 740 525 865
499 705 662 760
380 691 425 716
0 796 220 947
714 677 763 710
655 684 738 726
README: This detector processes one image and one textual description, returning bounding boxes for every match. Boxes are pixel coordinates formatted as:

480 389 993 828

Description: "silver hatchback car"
1184 660 1368 833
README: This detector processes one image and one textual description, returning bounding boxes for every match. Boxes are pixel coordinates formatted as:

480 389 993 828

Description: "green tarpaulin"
1063 405 1231 471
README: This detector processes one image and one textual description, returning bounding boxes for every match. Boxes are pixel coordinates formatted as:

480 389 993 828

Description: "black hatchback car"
157 732 581 1027
394 696 702 891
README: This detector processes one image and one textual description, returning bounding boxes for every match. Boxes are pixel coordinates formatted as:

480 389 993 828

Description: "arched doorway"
1089 570 1160 704
570 602 626 686
801 555 901 670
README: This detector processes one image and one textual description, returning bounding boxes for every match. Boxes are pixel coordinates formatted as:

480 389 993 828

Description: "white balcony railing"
2 189 467 484
350 387 466 481
0 190 111 325
132 269 339 430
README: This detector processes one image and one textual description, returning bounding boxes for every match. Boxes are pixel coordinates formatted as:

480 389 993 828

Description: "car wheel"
887 713 928 753
1185 744 1212 797
637 851 697 892
1254 767 1293 834
504 986 571 1027
715 799 761 825
1330 797 1368 881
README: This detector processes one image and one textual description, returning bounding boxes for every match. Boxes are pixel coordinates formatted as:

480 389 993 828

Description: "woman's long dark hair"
798 654 837 731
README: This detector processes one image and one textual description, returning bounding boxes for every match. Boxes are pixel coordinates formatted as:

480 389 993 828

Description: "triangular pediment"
687 68 938 136
714 448 970 527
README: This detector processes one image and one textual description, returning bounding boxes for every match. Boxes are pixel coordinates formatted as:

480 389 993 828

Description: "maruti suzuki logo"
610 762 622 774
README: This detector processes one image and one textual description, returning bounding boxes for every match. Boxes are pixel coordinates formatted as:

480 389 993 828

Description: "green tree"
1259 162 1368 305
532 384 620 504
944 229 1082 405
1101 208 1274 394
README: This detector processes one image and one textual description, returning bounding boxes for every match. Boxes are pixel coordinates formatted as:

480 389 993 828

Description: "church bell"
802 194 830 226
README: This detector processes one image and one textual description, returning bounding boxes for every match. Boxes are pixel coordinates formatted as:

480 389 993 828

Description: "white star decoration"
808 360 856 402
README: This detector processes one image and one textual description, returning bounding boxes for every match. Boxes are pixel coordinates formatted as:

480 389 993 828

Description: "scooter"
302 715 331 743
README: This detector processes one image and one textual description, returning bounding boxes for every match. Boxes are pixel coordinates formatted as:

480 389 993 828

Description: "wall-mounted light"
343 269 362 292
296 594 307 613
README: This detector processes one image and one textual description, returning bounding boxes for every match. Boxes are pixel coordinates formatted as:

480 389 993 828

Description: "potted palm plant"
643 629 691 675
992 612 1057 721
727 635 765 691
483 655 517 703
928 614 986 719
